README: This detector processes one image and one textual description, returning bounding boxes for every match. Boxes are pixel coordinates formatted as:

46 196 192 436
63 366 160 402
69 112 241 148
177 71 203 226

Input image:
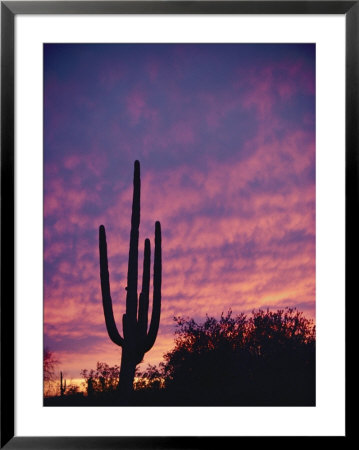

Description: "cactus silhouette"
99 160 162 400
60 371 66 397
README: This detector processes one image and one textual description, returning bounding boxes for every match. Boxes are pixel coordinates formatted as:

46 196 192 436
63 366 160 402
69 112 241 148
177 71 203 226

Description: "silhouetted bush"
158 308 315 406
134 364 165 391
81 362 120 395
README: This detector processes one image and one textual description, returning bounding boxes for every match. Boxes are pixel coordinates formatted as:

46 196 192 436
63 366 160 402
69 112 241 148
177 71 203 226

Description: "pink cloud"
170 121 195 145
125 89 159 126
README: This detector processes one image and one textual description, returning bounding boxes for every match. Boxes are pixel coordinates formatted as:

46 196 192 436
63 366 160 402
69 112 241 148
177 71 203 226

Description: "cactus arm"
145 221 162 353
99 225 124 346
136 238 151 364
126 160 141 323
138 238 150 339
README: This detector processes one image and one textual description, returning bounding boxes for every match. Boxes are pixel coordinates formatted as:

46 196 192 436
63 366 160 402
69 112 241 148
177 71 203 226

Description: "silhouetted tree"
87 377 94 398
43 347 59 397
99 160 162 401
43 347 58 382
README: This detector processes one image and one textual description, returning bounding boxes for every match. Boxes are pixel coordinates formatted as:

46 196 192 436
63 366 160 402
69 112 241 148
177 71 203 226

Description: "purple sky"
44 44 315 382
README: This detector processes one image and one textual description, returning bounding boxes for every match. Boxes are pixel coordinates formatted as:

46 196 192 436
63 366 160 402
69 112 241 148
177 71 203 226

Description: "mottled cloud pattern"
44 44 315 379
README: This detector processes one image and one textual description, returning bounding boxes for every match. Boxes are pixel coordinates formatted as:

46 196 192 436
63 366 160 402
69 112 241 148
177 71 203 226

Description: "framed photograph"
1 1 352 447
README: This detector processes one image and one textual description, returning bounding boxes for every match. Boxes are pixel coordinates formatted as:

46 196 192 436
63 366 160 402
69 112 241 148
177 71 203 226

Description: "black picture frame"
1 1 352 447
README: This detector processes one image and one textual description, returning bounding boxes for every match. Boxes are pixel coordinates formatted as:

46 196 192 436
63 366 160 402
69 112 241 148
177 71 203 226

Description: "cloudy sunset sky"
44 43 315 382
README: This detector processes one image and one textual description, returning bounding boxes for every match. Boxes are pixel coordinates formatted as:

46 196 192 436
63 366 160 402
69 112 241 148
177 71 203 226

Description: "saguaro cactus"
99 160 162 399
60 371 66 397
